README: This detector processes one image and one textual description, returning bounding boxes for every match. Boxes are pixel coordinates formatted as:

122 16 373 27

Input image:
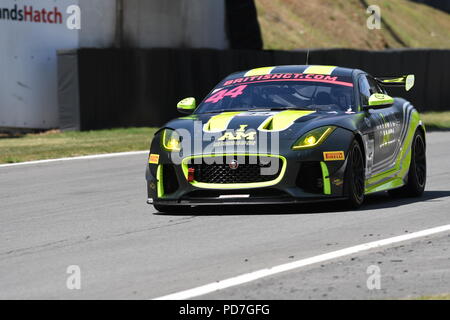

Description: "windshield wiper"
263 107 314 111
200 109 246 114
199 107 314 114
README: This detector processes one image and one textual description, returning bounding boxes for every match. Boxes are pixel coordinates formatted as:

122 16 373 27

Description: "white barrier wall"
0 0 227 129
123 0 228 49
0 0 81 129
78 0 116 48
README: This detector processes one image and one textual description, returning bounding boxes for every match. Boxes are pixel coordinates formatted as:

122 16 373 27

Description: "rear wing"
375 74 415 91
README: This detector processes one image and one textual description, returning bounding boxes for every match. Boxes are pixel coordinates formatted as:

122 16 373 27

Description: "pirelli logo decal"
323 151 345 161
149 154 160 164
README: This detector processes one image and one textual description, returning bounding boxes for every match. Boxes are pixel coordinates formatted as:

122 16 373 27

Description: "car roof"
225 65 359 80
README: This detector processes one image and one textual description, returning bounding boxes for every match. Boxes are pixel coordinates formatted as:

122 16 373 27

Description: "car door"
358 74 404 178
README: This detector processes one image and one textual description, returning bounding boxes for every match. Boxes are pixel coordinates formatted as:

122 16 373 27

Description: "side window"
358 76 371 106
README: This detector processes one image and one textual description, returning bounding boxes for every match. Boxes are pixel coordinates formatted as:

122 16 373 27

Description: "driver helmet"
331 86 351 110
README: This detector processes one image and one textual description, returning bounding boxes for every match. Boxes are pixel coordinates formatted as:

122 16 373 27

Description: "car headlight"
161 129 181 151
292 126 336 150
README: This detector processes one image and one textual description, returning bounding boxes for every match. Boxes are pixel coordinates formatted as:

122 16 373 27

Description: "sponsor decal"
0 4 63 24
149 154 160 164
0 3 81 29
171 121 281 164
332 178 344 186
222 73 353 87
217 125 257 143
375 111 400 149
323 151 345 161
204 85 247 104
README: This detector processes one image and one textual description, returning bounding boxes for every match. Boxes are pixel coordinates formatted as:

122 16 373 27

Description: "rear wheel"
388 130 426 197
344 140 365 209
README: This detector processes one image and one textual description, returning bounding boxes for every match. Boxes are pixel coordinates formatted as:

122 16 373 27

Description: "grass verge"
421 111 450 131
413 293 450 300
0 111 449 165
0 127 157 164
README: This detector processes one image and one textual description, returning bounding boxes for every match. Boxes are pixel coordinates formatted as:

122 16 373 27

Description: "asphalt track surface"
0 132 449 299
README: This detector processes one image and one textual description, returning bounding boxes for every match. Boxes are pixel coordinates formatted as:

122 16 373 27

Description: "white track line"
0 150 148 168
153 224 450 300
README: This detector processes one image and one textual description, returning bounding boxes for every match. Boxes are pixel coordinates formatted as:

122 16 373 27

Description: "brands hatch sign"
0 4 80 29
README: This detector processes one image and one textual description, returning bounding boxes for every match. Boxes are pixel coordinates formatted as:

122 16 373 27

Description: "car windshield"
195 76 356 114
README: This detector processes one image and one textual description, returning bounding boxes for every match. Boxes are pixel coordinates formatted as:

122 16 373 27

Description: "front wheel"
388 130 426 198
344 140 365 209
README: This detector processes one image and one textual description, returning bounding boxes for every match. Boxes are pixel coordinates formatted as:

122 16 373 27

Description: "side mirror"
177 97 196 114
364 93 394 110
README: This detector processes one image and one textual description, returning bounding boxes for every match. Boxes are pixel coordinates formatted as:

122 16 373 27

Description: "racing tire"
153 204 189 214
388 130 426 198
344 140 365 209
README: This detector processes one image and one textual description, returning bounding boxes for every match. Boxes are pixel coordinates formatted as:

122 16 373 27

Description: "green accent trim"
366 167 396 186
320 161 331 195
365 110 420 194
382 77 406 83
366 152 412 194
181 154 287 189
365 177 405 194
244 67 275 77
177 97 196 110
178 115 197 120
157 165 164 198
292 126 336 150
303 65 337 75
203 112 242 132
258 110 315 132
368 94 394 107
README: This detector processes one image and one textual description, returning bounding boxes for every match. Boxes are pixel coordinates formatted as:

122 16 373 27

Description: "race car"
146 65 426 213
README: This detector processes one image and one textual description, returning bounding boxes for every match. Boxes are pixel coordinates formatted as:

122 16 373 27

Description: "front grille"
187 156 283 184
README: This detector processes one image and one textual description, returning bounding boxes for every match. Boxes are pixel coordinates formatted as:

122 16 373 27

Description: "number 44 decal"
205 85 247 104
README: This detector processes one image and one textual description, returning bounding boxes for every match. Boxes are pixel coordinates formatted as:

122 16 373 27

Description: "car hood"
163 110 359 141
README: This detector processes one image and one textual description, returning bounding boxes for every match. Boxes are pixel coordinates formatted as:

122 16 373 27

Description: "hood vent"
258 110 315 132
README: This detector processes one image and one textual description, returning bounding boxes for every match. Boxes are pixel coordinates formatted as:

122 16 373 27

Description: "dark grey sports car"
146 65 426 213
